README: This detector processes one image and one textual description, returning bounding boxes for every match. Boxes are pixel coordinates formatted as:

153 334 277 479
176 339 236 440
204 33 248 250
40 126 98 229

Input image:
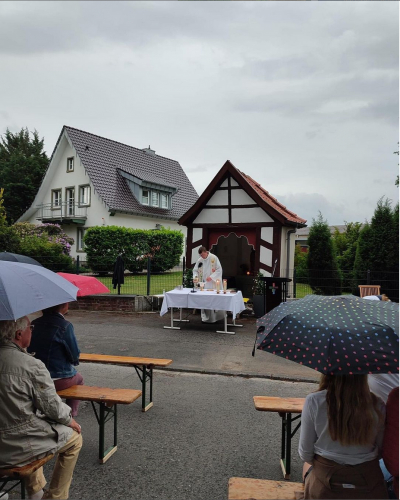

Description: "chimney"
142 145 156 156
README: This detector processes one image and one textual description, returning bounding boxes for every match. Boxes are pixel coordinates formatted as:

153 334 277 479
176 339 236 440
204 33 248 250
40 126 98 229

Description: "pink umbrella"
57 273 110 297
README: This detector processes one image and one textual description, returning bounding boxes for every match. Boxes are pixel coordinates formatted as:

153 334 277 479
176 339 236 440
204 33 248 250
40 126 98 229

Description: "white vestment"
193 252 224 323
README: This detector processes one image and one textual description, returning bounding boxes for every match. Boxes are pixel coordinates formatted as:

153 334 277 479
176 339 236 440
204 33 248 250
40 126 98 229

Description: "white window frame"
77 227 87 252
161 193 169 209
65 187 75 216
52 189 62 208
151 191 160 207
67 157 74 172
142 189 149 205
79 185 91 206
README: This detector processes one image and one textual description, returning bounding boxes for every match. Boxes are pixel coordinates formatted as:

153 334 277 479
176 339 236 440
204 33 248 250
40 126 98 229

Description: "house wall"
25 135 187 259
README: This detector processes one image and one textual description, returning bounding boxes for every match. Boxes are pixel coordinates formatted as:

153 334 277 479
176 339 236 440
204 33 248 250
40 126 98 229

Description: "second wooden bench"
57 385 141 463
79 353 172 412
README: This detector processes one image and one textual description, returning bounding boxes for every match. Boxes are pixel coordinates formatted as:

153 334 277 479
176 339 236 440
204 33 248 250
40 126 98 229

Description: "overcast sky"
0 1 398 226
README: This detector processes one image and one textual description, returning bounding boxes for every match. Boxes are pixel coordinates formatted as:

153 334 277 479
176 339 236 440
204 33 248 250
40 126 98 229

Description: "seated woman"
28 302 84 417
299 374 387 499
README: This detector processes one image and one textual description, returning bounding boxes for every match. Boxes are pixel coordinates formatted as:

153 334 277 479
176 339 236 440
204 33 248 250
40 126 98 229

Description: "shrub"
13 222 74 255
84 226 184 274
183 267 193 288
252 271 265 295
19 237 73 272
0 225 21 253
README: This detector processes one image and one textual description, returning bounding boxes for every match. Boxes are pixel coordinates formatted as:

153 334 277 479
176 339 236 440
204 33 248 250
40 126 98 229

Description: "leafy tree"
353 198 398 299
294 245 308 282
0 188 21 252
332 222 363 291
0 128 48 224
306 212 342 295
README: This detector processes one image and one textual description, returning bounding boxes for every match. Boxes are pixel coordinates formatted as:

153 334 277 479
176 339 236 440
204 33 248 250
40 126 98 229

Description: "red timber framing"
179 160 306 278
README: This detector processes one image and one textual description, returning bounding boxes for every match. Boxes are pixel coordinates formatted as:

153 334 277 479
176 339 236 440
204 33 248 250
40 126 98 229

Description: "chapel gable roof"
179 160 306 226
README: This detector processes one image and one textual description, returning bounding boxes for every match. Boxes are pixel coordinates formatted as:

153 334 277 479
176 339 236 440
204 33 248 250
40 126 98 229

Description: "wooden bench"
228 477 304 500
79 353 172 412
0 454 54 499
254 396 305 480
57 385 141 464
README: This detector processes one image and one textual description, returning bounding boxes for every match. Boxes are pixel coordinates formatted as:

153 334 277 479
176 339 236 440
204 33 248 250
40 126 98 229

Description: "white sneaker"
28 489 44 500
0 492 9 500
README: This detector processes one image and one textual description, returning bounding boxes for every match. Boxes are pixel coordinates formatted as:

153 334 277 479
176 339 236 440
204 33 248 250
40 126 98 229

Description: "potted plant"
252 271 266 318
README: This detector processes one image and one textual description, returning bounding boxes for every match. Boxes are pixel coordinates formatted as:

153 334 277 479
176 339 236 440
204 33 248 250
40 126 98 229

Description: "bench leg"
279 412 302 480
135 365 154 412
93 402 118 464
0 478 24 498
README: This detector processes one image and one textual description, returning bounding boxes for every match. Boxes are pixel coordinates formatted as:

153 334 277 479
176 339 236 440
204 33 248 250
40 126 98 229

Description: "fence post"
182 256 186 285
76 255 80 275
147 257 151 296
367 269 371 285
293 268 297 298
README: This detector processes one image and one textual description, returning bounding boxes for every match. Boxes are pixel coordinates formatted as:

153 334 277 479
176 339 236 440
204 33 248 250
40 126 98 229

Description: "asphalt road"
8 310 320 500
44 366 316 500
69 310 320 383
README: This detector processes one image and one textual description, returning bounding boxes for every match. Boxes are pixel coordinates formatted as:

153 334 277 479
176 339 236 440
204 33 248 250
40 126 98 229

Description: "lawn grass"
96 271 183 295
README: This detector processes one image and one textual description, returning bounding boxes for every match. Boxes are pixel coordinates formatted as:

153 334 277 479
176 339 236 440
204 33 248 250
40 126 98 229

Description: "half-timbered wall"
186 174 282 276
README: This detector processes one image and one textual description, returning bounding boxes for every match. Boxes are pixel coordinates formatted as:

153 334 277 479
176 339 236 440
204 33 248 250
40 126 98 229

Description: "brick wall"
69 294 163 313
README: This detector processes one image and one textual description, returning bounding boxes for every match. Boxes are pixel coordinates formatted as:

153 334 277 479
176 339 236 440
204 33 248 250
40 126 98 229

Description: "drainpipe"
286 227 297 279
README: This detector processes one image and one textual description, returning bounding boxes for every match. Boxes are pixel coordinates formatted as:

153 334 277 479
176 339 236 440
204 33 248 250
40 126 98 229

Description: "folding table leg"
163 307 181 329
228 316 243 327
216 312 236 335
173 308 189 323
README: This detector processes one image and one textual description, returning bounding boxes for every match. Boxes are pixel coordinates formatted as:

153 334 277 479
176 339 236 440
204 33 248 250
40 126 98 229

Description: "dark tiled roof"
64 126 198 219
237 170 307 225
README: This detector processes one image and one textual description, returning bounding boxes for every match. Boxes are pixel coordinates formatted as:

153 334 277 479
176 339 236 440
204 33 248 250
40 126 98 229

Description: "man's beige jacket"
0 341 73 467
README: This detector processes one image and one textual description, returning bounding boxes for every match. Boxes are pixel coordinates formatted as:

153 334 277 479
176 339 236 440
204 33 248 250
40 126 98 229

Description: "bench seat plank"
253 396 305 413
228 477 304 500
0 455 54 478
79 353 172 367
57 386 141 405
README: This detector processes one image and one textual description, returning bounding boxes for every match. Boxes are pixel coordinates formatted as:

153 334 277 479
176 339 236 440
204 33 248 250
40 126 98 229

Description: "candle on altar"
216 279 220 293
223 279 227 293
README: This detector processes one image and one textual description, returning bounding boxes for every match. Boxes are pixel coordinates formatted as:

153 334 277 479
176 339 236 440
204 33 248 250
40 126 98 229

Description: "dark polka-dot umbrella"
255 295 399 375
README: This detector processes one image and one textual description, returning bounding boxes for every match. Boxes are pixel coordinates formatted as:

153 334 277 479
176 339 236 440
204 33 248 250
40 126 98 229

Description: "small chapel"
178 160 307 297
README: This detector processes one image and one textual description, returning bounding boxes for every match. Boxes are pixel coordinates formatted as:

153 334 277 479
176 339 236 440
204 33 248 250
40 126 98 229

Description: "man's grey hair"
0 317 29 342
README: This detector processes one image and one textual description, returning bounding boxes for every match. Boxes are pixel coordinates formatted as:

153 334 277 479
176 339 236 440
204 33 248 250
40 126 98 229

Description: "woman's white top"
298 389 385 465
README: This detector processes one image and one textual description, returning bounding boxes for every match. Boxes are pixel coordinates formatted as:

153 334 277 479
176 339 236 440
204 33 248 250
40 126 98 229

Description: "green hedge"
84 226 184 274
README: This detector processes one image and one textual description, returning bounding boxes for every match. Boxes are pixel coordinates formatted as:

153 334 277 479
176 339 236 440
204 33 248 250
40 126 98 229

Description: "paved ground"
43 367 315 500
70 310 320 383
8 310 321 500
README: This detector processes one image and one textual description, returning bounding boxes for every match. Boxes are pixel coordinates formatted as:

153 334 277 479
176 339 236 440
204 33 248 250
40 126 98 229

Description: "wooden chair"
358 285 381 298
0 454 54 499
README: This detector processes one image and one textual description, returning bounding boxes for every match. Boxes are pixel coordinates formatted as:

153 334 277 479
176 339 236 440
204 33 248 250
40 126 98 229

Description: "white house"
19 126 199 258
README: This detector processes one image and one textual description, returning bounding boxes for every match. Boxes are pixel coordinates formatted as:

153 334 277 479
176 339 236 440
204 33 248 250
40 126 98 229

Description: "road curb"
158 365 319 384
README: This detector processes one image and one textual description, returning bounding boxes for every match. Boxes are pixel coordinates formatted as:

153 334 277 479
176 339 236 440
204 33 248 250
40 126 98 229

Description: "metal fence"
284 268 399 303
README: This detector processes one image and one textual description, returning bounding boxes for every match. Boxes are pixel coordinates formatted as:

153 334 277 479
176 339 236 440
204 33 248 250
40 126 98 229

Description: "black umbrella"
112 254 125 294
0 252 43 266
255 295 399 375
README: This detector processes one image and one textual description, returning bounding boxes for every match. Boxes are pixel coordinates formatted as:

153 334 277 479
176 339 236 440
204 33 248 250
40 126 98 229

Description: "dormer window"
118 169 177 210
142 189 149 205
152 192 160 207
67 157 74 172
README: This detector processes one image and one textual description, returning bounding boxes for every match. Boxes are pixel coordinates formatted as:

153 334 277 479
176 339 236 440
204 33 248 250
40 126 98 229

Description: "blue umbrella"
0 252 43 266
0 262 79 320
255 295 399 375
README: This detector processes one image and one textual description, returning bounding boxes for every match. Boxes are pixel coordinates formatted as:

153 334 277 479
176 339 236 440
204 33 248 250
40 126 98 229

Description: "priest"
193 246 225 323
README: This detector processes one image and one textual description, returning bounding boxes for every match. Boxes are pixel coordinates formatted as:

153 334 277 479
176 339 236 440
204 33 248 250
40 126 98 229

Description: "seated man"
0 316 82 500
